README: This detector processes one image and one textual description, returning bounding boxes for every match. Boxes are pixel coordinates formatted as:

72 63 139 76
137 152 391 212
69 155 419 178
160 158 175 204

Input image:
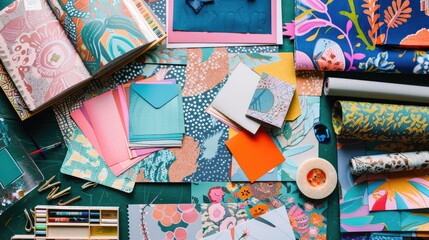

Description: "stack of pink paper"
70 77 164 176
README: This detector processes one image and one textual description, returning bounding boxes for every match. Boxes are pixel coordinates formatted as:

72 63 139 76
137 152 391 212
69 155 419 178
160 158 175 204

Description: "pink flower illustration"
152 205 181 227
19 21 76 78
208 204 226 222
208 186 224 204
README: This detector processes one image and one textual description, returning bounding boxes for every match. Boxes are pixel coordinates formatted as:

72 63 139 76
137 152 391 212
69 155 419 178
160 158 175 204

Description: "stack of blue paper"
128 82 185 147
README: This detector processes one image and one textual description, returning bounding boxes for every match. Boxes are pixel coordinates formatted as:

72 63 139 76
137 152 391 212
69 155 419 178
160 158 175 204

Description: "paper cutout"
61 128 140 193
129 83 185 147
225 128 285 182
253 53 300 121
211 62 261 134
191 182 328 239
173 0 272 34
247 73 296 128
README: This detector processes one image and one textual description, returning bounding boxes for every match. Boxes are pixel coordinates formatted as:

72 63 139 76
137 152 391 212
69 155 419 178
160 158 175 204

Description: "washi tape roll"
296 158 337 199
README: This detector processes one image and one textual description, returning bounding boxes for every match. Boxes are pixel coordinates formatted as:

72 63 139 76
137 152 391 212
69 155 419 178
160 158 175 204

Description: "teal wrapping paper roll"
332 101 429 143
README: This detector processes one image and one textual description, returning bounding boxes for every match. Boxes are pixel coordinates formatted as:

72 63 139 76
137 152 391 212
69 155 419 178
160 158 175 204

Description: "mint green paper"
129 83 185 143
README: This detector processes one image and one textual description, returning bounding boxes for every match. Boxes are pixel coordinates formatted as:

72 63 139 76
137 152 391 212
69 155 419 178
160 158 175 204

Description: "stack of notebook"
0 0 166 120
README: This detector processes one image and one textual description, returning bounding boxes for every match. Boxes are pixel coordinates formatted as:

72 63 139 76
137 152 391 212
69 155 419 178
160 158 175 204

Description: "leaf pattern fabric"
294 0 429 73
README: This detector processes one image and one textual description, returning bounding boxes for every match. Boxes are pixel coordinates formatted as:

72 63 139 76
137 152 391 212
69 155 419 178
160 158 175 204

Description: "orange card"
226 128 285 182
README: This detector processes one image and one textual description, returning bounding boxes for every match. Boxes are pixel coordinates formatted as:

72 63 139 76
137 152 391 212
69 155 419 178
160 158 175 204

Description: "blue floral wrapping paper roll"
350 151 429 175
332 101 429 143
294 0 429 73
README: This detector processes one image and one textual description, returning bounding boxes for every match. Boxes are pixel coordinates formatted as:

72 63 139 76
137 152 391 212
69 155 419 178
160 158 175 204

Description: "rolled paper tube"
325 77 429 103
350 151 429 175
35 224 47 230
332 101 429 143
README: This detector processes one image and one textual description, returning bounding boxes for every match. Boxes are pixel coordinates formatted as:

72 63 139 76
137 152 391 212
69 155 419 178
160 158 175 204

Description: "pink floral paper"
0 0 90 111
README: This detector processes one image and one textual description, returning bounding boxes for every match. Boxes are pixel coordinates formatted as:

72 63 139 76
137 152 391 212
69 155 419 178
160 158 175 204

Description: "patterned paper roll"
325 77 429 104
350 151 429 175
332 101 429 143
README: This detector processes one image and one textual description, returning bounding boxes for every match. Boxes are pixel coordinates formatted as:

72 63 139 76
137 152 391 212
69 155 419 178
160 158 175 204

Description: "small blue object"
313 123 330 144
186 0 214 13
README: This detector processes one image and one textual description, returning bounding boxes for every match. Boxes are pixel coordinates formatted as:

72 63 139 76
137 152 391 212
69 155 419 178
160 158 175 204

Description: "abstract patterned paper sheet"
294 0 429 73
60 128 141 193
368 169 429 211
191 182 327 239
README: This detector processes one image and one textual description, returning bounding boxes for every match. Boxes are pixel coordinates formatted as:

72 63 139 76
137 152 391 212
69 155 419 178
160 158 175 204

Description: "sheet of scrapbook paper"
338 138 429 233
0 0 91 111
294 0 429 73
203 206 295 240
368 169 429 211
231 96 320 181
60 128 141 193
191 182 328 239
173 0 272 34
47 0 154 75
128 203 251 239
377 0 429 47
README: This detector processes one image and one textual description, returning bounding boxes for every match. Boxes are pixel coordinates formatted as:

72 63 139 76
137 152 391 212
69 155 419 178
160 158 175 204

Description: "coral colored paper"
225 128 285 182
167 0 279 44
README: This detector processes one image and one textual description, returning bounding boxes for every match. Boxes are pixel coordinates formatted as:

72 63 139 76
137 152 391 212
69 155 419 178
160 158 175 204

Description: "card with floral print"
191 182 328 239
128 203 251 240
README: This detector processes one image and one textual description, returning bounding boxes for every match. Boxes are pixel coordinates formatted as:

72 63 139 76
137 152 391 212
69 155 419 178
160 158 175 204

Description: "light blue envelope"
129 83 185 147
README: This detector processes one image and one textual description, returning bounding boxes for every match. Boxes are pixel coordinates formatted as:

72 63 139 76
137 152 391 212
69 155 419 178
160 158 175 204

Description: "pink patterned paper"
0 0 90 111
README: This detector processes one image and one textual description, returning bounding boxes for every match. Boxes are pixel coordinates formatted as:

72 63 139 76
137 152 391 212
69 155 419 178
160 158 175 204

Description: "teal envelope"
129 83 185 146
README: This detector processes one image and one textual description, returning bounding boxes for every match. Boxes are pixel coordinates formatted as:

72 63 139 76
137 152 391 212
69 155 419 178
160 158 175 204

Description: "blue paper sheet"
172 0 272 34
